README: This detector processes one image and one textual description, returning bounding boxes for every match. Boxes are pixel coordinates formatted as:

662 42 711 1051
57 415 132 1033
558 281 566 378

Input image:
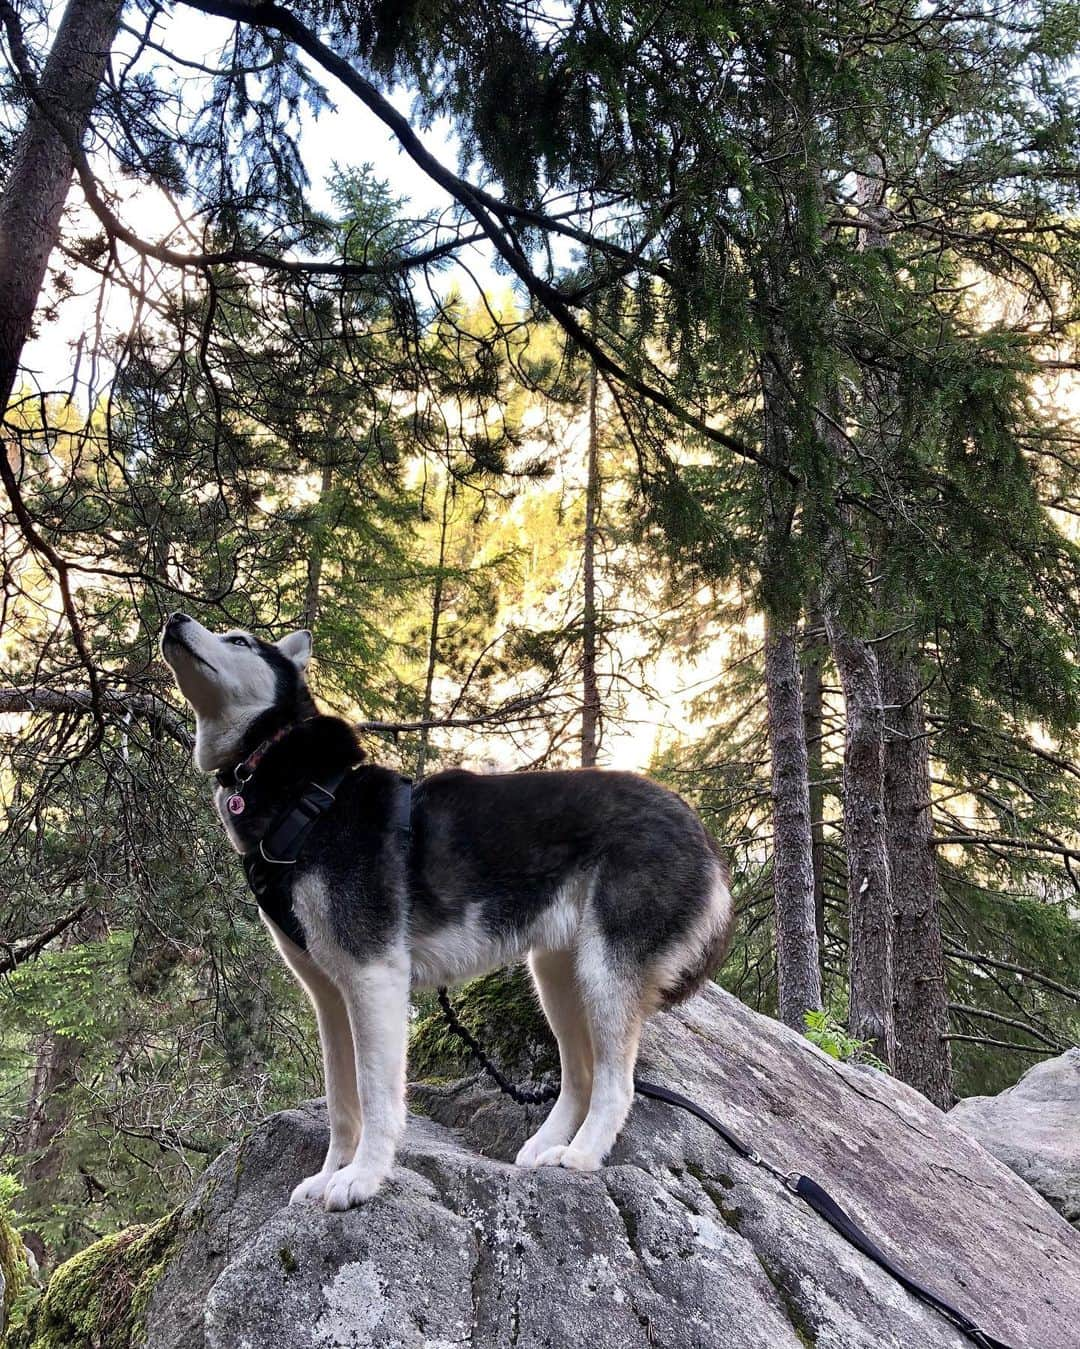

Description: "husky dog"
160 612 732 1209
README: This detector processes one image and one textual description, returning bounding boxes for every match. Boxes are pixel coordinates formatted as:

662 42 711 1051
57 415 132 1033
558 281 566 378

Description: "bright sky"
10 3 712 774
20 2 505 394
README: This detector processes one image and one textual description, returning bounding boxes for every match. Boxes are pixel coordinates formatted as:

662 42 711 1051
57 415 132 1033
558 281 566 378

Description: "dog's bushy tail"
656 848 734 1009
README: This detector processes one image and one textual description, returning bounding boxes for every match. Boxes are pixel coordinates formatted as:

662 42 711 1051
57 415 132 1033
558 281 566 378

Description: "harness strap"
242 851 308 949
242 772 413 950
259 769 352 864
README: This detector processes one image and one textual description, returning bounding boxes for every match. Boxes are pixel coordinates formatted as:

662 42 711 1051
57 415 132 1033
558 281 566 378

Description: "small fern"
804 1011 889 1071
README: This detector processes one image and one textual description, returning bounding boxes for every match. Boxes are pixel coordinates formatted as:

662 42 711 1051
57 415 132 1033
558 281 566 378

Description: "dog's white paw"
515 1133 563 1168
558 1146 602 1172
323 1163 385 1210
532 1144 569 1168
289 1170 336 1205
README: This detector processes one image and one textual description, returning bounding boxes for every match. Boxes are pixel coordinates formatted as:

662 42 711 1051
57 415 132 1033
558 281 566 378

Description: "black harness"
236 762 413 950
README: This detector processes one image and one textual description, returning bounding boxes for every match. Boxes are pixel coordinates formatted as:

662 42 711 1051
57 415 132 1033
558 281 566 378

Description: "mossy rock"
410 964 558 1085
11 1209 182 1349
1 1203 29 1334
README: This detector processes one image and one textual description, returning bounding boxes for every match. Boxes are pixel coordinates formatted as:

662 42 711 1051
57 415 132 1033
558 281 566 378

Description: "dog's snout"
165 611 191 631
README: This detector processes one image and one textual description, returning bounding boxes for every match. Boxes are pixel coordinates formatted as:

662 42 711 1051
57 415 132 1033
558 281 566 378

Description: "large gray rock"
950 1046 1080 1227
145 985 1080 1349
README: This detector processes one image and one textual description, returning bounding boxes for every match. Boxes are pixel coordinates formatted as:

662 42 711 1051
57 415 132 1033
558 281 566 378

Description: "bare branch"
0 903 90 975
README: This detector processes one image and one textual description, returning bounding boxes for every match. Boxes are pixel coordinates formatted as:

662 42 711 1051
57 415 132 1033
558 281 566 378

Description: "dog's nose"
165 611 190 630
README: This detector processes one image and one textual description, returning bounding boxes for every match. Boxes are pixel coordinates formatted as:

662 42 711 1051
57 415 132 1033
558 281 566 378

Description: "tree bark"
880 643 953 1107
764 612 823 1029
580 360 601 768
801 608 827 984
757 270 822 1032
822 585 895 1064
415 477 451 781
0 0 125 411
303 458 335 630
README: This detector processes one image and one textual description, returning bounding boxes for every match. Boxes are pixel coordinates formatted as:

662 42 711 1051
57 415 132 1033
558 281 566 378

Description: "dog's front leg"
263 919 362 1204
323 949 410 1210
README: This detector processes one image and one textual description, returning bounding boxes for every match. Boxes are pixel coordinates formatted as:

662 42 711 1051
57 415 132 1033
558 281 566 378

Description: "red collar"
229 723 297 786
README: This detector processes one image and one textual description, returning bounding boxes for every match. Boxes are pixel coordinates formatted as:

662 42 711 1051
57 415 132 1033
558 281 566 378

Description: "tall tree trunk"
759 331 822 1030
415 478 451 781
764 612 823 1029
881 643 953 1107
801 607 827 985
0 0 124 411
303 458 335 630
580 361 601 768
822 577 895 1064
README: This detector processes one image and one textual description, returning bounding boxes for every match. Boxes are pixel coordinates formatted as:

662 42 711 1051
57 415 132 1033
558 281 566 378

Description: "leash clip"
751 1152 801 1192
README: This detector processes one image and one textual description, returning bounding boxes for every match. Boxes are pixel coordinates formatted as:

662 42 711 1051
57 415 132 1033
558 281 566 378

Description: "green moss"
13 1209 183 1349
186 1173 217 1233
233 1134 250 1183
755 1254 818 1347
686 1162 734 1191
684 1163 743 1230
278 1245 298 1275
1 1201 29 1330
610 1191 640 1253
409 965 557 1083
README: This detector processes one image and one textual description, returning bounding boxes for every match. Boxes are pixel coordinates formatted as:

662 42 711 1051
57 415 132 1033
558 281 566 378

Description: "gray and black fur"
161 612 733 1209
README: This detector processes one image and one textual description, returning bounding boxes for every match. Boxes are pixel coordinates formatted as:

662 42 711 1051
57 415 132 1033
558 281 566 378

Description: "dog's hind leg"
322 948 411 1210
515 948 594 1168
263 919 362 1205
534 929 642 1172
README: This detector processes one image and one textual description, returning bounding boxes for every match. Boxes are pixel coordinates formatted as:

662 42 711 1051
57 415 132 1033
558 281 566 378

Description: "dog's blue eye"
225 635 248 647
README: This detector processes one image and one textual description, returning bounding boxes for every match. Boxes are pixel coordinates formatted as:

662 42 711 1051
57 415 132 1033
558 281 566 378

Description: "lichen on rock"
12 1208 182 1349
138 984 1080 1349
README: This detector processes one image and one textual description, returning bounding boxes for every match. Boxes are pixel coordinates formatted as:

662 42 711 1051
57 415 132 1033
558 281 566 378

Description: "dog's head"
159 612 314 772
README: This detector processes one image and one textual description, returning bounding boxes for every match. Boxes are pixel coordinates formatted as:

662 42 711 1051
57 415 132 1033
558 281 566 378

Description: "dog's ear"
276 629 312 673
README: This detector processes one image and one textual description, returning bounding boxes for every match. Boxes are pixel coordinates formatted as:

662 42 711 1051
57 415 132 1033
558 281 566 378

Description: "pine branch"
0 687 194 748
1 685 558 744
944 946 1080 1005
172 0 787 479
941 1033 1058 1056
947 1003 1065 1051
932 834 1080 863
0 902 90 975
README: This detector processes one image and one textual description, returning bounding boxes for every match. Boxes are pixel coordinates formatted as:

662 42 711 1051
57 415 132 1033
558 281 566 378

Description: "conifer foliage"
1 0 1078 1262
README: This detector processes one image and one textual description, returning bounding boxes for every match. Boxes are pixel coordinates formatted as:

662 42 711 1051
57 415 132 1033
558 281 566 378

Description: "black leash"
436 988 1014 1349
436 988 560 1106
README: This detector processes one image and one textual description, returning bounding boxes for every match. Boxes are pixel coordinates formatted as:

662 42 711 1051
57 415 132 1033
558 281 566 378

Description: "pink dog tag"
227 794 246 815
